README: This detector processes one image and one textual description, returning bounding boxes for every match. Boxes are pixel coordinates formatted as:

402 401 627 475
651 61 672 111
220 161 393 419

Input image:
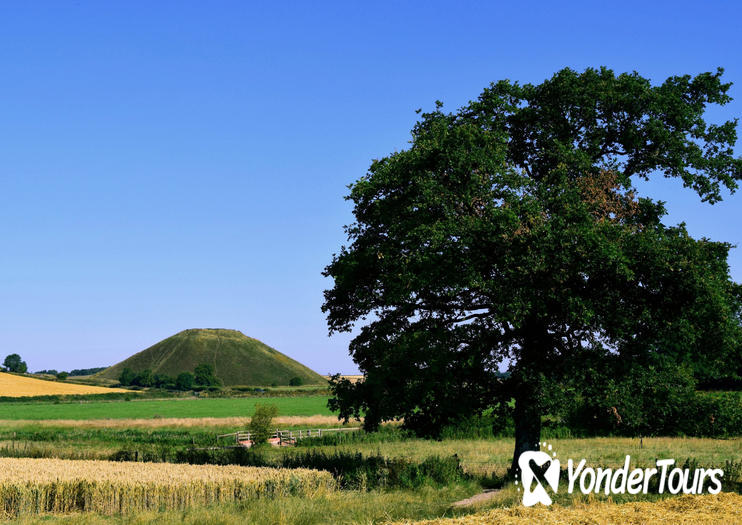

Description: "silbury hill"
96 329 326 386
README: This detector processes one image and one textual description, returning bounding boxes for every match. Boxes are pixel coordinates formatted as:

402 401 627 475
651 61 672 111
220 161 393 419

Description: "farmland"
0 406 739 524
0 372 128 397
0 395 332 420
0 393 738 524
0 457 335 518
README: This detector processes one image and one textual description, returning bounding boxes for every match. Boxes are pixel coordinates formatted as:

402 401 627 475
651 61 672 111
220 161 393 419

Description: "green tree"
153 373 174 389
3 354 27 373
56 371 69 381
289 376 304 386
133 369 154 387
175 372 195 390
194 363 220 387
118 368 136 386
248 403 279 445
322 67 742 473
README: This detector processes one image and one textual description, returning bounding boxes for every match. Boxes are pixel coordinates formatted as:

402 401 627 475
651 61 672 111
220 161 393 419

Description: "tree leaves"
323 67 742 438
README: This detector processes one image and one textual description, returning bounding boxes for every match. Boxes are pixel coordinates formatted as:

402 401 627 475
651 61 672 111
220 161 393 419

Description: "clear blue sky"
0 1 740 375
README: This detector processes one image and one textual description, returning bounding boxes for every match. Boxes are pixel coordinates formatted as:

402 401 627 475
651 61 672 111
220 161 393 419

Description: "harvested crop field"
0 372 128 397
0 457 335 518
395 492 742 524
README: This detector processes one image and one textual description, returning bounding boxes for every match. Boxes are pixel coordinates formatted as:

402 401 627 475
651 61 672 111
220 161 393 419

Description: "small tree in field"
248 403 279 445
3 354 27 373
289 376 303 386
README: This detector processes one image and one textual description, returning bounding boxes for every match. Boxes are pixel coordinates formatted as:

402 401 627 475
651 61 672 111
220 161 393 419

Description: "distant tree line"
69 367 108 376
118 363 221 390
34 367 107 377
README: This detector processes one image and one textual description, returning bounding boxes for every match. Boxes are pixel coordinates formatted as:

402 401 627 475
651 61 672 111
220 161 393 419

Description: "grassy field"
0 415 343 428
294 436 742 477
0 372 128 397
0 395 332 420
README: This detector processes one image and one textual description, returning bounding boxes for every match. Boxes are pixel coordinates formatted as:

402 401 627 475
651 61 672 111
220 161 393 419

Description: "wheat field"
0 372 128 397
0 458 335 518
394 492 742 524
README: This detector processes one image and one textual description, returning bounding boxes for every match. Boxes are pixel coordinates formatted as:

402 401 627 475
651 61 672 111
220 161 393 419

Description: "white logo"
518 449 560 506
516 442 724 506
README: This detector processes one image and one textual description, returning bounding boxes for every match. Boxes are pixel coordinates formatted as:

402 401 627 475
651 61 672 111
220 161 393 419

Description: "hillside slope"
97 329 326 386
0 372 128 397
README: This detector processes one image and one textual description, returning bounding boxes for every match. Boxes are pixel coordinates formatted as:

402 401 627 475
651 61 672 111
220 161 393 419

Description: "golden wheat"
392 492 742 524
0 457 335 517
0 372 128 397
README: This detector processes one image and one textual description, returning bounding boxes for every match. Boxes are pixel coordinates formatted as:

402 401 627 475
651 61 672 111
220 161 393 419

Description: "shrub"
173 447 267 467
280 451 467 490
289 376 303 386
55 372 68 381
118 445 467 491
248 403 279 445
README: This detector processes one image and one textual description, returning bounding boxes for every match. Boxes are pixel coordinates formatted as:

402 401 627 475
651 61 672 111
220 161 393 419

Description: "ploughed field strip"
0 457 336 518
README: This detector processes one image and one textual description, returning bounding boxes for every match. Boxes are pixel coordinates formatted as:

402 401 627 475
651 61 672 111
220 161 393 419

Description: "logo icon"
515 444 724 506
517 442 560 506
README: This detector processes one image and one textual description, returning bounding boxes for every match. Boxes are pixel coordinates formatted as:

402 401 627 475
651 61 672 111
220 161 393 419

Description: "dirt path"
451 489 501 507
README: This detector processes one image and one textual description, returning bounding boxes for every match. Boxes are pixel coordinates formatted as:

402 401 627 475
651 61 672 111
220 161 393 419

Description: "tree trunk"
509 325 545 475
510 388 542 475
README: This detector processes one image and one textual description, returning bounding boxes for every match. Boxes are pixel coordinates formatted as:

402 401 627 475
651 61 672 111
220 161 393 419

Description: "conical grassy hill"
97 329 326 386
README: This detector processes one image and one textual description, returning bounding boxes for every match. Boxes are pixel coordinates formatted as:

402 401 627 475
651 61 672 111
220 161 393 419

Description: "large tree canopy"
323 67 742 471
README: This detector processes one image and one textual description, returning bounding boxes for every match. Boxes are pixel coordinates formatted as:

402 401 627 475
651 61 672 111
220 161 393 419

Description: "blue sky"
0 1 740 375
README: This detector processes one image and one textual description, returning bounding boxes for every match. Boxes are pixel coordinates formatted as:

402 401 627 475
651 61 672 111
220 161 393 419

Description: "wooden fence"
216 427 360 447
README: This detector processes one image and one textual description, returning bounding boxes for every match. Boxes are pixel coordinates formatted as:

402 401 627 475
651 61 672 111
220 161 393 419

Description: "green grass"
0 396 331 420
290 435 742 478
96 328 327 386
